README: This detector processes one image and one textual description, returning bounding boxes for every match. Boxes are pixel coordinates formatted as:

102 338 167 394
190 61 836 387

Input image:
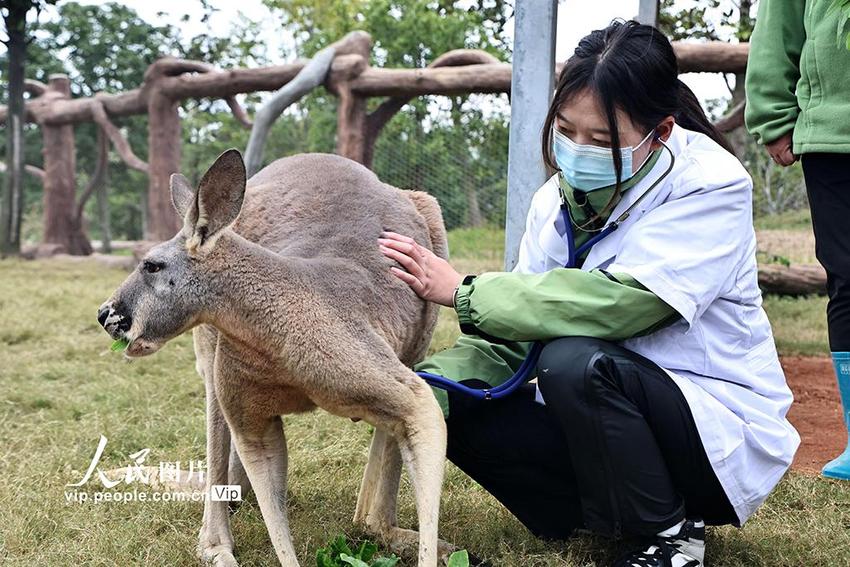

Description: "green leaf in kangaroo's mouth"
110 337 130 351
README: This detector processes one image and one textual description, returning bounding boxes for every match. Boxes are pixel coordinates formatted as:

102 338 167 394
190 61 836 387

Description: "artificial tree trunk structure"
41 75 92 255
758 264 827 296
244 31 370 176
1 39 751 245
139 59 253 239
1 59 255 243
146 91 181 239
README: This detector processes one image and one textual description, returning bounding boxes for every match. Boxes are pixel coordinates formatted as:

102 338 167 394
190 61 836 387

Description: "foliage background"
0 0 810 246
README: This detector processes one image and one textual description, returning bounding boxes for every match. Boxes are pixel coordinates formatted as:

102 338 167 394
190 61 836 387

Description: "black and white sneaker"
613 518 706 567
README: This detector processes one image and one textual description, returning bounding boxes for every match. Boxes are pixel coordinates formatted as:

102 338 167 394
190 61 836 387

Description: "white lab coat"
514 123 800 527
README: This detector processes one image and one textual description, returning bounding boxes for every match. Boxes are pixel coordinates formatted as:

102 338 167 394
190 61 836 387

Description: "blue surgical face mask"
552 127 656 191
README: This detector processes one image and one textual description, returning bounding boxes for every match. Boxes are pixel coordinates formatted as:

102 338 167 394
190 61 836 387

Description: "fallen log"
758 264 827 296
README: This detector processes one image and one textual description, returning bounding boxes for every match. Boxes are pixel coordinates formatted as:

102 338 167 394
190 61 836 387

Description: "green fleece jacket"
744 0 850 153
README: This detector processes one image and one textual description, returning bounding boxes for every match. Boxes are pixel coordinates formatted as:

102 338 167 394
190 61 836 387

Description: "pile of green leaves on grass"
316 534 470 567
316 535 398 567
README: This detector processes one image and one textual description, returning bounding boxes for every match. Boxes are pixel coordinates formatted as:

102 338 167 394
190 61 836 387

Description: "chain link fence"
371 94 511 233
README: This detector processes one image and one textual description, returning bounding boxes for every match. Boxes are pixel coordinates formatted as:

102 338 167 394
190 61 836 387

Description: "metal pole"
504 0 558 271
637 0 660 26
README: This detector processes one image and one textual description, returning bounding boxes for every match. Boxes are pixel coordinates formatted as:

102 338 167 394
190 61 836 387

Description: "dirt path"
782 355 848 474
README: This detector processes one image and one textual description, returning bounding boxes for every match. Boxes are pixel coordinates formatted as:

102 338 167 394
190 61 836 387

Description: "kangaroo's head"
97 149 247 357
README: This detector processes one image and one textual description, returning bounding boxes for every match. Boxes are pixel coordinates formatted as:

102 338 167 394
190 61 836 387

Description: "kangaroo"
97 149 451 567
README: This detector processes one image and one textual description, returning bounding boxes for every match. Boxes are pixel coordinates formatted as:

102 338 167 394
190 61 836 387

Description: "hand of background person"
766 131 798 167
378 230 464 307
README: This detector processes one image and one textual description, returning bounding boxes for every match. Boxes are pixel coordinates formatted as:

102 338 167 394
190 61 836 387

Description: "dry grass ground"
1 225 847 566
757 230 817 265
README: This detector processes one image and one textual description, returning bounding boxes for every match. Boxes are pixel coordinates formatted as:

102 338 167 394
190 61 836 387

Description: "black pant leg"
445 380 584 540
536 336 737 538
802 153 850 351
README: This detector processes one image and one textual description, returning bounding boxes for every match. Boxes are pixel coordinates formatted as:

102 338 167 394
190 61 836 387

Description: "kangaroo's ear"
185 149 246 251
170 173 194 219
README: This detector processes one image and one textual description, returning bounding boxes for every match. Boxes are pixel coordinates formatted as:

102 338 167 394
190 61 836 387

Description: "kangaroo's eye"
143 260 164 274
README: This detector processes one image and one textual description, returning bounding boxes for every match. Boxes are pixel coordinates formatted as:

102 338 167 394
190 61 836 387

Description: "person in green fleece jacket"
377 19 799 567
745 0 850 481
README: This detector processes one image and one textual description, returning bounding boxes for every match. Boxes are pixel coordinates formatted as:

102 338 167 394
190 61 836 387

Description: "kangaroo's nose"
97 305 110 327
97 302 132 338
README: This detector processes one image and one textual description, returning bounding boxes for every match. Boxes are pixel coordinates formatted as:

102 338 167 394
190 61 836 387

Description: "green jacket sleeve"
453 268 680 343
413 334 533 419
415 269 679 418
744 0 806 145
415 269 680 418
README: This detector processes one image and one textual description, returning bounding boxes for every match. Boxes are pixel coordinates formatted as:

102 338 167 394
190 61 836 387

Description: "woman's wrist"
451 274 474 309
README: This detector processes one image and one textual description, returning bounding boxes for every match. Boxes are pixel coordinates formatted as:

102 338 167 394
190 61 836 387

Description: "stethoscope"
415 138 676 401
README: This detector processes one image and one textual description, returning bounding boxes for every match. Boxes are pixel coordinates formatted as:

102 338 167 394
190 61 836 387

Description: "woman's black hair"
541 19 734 223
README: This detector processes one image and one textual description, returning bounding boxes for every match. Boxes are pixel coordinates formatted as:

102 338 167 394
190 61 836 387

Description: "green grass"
446 226 505 262
754 209 813 231
0 232 846 566
764 295 830 356
106 247 134 256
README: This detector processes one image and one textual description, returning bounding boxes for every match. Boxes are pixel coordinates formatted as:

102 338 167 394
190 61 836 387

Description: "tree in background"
0 0 57 257
0 1 269 245
2 0 809 246
263 0 514 230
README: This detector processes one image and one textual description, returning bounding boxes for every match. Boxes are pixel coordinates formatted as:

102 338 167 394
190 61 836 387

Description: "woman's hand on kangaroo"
378 230 464 307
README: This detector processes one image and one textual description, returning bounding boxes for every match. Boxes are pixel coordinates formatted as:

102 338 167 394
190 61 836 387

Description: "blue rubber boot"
822 352 850 480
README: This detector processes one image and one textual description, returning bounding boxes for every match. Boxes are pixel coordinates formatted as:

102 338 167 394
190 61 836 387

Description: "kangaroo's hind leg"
354 427 398 528
391 374 447 566
336 361 448 566
357 428 460 564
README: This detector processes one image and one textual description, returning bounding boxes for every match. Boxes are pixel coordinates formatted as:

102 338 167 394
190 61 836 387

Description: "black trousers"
445 336 737 541
802 153 850 351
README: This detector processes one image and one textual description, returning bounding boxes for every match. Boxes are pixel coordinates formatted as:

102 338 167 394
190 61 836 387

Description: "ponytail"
675 79 736 155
